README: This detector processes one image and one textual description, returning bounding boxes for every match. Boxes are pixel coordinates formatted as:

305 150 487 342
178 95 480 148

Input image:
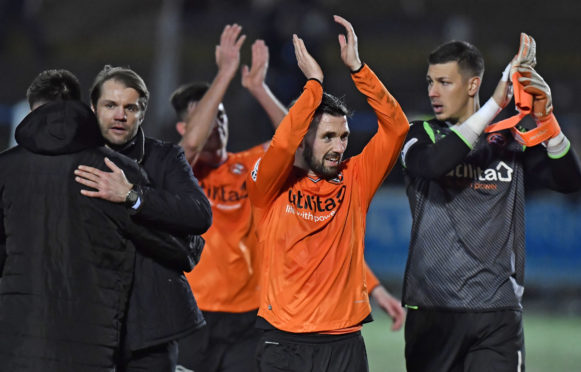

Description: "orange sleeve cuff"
365 261 380 293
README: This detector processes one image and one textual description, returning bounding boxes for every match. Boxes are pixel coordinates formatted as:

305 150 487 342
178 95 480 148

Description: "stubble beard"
303 143 341 179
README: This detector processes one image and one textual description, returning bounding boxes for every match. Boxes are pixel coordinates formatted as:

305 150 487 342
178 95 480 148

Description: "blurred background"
1 0 579 370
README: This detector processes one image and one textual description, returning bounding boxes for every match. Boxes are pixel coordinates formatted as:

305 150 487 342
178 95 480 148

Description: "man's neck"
453 94 480 125
472 93 481 115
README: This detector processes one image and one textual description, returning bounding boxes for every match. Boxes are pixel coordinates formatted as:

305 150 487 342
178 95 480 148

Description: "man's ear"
467 76 481 97
90 104 96 113
176 121 186 136
295 137 308 160
294 139 305 167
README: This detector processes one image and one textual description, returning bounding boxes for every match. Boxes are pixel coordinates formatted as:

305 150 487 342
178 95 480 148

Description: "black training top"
400 118 581 311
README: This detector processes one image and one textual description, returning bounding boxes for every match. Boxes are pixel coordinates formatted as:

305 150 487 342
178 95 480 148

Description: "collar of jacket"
108 126 146 164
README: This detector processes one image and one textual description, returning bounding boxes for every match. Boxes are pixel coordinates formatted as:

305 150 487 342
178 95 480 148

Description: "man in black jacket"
74 65 213 371
0 69 197 371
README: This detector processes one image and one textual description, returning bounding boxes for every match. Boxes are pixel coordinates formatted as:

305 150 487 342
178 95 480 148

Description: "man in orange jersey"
171 24 287 372
247 15 409 372
172 23 404 372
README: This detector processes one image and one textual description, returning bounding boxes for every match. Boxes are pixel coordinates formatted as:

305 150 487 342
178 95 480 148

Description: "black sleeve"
134 146 212 235
402 121 471 179
98 197 198 272
523 145 581 193
100 150 202 271
0 246 6 278
0 246 5 277
187 234 205 265
0 211 5 278
124 225 200 272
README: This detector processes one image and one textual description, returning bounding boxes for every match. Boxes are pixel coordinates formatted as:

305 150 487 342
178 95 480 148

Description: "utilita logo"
446 161 513 183
285 186 346 223
287 185 346 213
200 182 248 203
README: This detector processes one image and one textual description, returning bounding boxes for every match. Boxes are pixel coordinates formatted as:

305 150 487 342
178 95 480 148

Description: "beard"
302 142 342 179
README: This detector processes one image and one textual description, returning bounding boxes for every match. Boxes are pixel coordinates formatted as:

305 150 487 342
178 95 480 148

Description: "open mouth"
431 103 443 114
324 153 341 167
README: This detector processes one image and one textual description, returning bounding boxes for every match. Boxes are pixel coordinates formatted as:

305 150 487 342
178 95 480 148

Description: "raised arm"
242 39 288 129
334 15 363 72
293 34 324 84
179 24 246 166
247 34 323 208
333 16 409 206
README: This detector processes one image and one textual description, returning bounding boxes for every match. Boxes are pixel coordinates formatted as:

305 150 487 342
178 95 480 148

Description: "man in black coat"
74 65 213 371
0 69 198 371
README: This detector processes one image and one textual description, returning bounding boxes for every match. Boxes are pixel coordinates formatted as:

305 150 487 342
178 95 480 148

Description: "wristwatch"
125 187 140 208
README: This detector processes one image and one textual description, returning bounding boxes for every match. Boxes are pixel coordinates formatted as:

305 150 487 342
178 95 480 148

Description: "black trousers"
178 310 260 372
405 309 525 372
256 329 368 372
116 341 178 372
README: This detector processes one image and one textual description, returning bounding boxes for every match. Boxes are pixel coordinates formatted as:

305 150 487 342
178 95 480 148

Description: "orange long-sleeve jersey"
247 65 409 333
186 144 267 312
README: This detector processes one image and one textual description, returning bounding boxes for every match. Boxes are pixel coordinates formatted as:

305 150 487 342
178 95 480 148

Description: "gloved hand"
516 66 553 119
511 33 536 74
486 33 559 146
510 65 560 146
509 33 537 115
486 33 537 135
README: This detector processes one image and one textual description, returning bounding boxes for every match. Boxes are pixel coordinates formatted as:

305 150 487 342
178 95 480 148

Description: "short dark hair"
428 40 484 79
169 82 210 121
26 69 81 109
90 65 149 112
310 92 350 131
